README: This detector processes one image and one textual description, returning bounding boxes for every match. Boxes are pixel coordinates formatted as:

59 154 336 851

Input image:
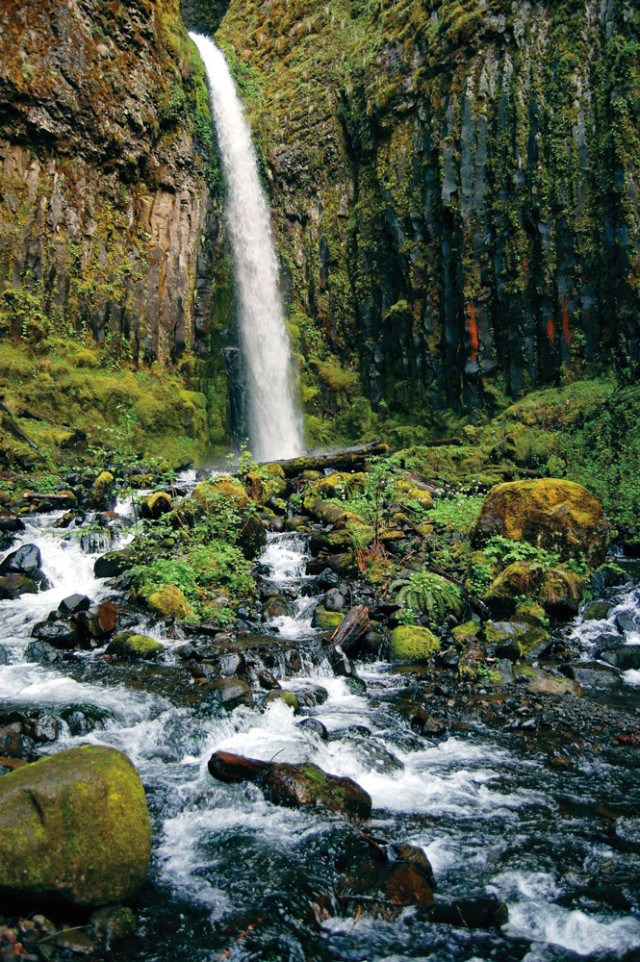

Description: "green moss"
106 632 164 660
389 625 440 664
145 584 192 620
312 607 345 631
0 745 151 906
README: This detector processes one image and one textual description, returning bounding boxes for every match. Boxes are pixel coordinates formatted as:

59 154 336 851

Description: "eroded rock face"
0 0 222 362
473 479 610 567
0 744 151 906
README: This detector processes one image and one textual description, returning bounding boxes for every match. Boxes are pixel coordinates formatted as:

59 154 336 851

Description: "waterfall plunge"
191 33 304 462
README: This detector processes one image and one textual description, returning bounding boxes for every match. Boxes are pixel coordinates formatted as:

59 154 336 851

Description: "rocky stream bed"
1 460 640 962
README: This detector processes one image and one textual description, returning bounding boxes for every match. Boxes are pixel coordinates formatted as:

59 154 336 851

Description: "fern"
391 569 462 622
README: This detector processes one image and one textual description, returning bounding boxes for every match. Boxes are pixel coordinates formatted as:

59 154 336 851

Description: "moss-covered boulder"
486 561 585 618
145 584 192 620
0 745 151 906
193 477 249 510
140 491 172 520
312 607 345 631
106 632 164 660
237 514 267 559
485 621 550 662
473 480 610 567
390 626 440 664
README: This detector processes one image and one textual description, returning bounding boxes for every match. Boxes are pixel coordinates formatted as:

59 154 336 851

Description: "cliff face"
0 0 224 363
215 0 640 432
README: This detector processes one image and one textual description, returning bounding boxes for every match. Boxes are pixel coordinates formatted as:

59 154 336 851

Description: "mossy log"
270 442 389 478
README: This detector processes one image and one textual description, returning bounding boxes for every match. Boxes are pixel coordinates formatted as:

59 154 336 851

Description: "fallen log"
329 604 370 656
269 441 389 478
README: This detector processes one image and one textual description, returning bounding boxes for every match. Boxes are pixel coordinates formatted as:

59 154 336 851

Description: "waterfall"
190 33 304 462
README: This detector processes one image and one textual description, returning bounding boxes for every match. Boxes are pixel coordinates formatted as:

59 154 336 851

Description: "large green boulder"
0 745 151 906
473 479 610 567
390 626 440 664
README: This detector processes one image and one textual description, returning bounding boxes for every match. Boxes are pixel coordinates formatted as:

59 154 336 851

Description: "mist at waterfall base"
191 32 303 463
1 501 640 961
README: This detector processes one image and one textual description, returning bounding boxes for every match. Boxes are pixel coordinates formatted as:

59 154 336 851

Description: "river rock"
106 632 164 660
211 678 254 709
58 593 92 615
237 514 267 559
429 894 508 928
473 479 610 567
0 573 39 599
0 543 50 589
94 549 134 579
31 619 80 649
140 491 172 519
0 744 151 906
208 750 371 819
561 661 621 688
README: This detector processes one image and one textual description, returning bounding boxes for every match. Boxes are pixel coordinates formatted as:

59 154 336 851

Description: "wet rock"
106 632 164 661
31 619 80 649
473 479 610 566
583 600 613 621
615 609 640 634
390 625 440 664
257 668 281 690
0 573 38 599
513 665 582 696
337 833 435 910
428 894 508 928
58 593 92 616
297 717 329 740
486 562 584 618
0 511 25 535
211 678 254 709
94 549 134 579
324 588 347 611
208 750 371 819
237 514 267 560
23 640 63 664
0 724 35 760
0 744 151 906
265 689 300 710
262 595 290 619
0 543 49 590
561 661 621 688
312 606 345 630
90 905 136 949
293 684 329 707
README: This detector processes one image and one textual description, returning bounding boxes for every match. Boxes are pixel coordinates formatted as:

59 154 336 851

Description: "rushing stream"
1 505 640 962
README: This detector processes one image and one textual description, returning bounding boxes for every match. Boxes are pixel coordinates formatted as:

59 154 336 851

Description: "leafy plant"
391 569 462 622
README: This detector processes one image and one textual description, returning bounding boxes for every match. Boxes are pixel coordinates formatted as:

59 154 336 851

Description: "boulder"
0 543 49 589
146 584 191 620
484 620 551 662
0 573 38 599
94 549 134 579
208 751 371 819
106 632 164 660
140 491 172 520
486 561 584 618
312 606 345 631
389 626 440 664
473 479 610 567
0 745 151 906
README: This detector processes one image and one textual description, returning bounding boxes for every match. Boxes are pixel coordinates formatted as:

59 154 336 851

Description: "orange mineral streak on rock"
546 315 555 345
467 303 479 362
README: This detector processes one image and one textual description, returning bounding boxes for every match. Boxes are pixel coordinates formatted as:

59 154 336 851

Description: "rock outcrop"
213 0 640 428
0 0 227 363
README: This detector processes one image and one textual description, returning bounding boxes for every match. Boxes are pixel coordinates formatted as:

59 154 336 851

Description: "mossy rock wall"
0 0 232 377
213 0 640 428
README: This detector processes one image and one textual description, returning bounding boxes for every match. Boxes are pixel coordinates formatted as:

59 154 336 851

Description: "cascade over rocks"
0 745 151 906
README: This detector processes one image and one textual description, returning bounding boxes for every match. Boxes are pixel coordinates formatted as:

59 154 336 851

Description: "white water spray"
190 33 304 461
